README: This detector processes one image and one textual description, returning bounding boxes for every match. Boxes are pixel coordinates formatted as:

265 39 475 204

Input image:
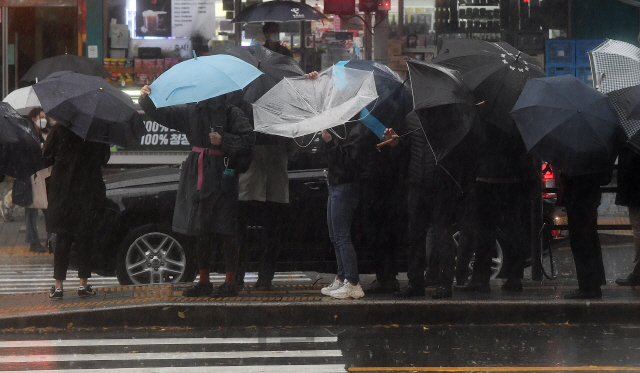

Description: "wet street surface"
1 324 640 372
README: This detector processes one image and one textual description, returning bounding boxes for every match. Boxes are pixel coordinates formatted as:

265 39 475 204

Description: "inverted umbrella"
32 71 147 148
3 86 41 115
433 39 546 134
589 39 640 151
511 74 623 176
0 102 43 179
407 60 478 162
343 59 412 139
148 53 263 108
21 54 111 83
210 44 304 118
231 1 328 23
252 65 378 138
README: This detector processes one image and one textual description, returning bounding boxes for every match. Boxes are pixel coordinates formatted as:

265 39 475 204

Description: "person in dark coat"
392 109 462 299
615 146 640 286
43 124 111 300
263 22 293 57
139 85 255 298
456 120 537 293
558 170 610 299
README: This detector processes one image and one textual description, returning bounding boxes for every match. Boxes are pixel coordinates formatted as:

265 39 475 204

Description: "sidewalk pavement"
0 189 637 330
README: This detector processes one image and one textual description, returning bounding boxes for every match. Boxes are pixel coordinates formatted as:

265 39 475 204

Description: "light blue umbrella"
149 52 263 108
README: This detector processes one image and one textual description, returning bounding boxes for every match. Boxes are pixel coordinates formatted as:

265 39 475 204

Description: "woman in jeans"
320 123 367 299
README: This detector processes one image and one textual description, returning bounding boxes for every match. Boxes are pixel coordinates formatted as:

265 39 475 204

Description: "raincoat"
139 95 255 236
42 125 111 234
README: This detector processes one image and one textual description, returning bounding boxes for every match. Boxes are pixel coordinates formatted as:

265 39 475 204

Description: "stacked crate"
544 39 604 88
545 39 575 78
575 39 604 87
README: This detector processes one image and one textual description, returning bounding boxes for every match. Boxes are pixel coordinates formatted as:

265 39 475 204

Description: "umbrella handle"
376 138 396 151
165 85 196 101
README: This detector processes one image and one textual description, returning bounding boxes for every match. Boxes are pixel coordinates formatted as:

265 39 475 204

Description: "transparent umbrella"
252 65 378 138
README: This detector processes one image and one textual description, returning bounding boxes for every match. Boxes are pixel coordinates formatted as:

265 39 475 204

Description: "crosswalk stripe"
0 337 338 348
0 365 346 373
0 350 343 363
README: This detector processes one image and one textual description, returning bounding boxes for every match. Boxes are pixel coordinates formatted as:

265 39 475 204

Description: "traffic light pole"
364 12 373 60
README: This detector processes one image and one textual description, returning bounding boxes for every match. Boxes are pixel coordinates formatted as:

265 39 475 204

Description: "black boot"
393 283 425 297
211 283 239 297
182 282 213 297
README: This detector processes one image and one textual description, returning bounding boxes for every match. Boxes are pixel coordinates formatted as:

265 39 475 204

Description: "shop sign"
136 0 215 39
129 38 192 59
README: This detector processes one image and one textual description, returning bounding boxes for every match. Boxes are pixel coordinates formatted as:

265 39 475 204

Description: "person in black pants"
559 171 610 299
392 109 461 299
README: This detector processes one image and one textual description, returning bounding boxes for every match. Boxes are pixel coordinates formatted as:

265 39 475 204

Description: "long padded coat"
139 94 255 236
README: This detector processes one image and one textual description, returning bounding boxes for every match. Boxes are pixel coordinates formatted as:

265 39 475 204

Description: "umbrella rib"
284 77 319 115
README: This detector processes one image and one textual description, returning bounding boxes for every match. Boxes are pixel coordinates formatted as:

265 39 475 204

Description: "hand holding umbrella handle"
376 137 397 151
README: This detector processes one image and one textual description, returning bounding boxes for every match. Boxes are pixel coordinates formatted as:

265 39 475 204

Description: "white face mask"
269 33 280 42
36 118 47 129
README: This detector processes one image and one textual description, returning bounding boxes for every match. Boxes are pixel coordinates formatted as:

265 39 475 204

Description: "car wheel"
452 230 504 280
116 224 196 285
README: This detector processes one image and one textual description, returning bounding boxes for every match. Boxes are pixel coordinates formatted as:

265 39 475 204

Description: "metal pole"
300 0 306 71
531 159 544 281
14 32 17 90
2 7 8 98
234 0 241 46
398 0 404 36
364 12 372 60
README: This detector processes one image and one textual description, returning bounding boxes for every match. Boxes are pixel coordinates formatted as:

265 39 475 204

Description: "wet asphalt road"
1 324 640 372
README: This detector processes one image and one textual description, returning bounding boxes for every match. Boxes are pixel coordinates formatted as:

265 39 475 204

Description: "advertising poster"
136 0 172 37
172 0 216 39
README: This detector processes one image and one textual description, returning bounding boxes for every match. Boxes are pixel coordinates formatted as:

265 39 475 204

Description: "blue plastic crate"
546 66 575 77
545 40 575 66
576 39 604 67
576 66 594 87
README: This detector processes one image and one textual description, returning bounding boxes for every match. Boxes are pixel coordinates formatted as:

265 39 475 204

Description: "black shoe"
455 281 491 293
431 286 453 299
615 274 640 286
49 286 63 300
182 282 213 297
501 279 523 292
29 242 47 253
211 283 239 297
393 283 425 298
564 288 602 299
254 279 272 291
78 285 97 298
367 279 400 294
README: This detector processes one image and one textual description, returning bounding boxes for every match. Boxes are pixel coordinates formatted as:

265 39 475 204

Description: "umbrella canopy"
407 60 478 161
252 65 378 138
32 71 147 148
589 39 640 151
21 54 111 83
432 39 546 135
231 1 328 23
343 59 412 139
210 44 304 118
3 86 41 115
511 74 623 177
148 53 263 108
619 84 640 120
0 102 43 179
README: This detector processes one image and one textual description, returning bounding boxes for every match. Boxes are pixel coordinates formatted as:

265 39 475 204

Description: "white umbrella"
252 65 378 138
3 86 41 115
589 39 640 143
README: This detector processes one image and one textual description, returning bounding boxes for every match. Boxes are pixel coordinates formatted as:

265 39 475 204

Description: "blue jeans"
327 182 360 285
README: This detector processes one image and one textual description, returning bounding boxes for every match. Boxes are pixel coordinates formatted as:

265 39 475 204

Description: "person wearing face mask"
12 108 49 252
262 22 292 57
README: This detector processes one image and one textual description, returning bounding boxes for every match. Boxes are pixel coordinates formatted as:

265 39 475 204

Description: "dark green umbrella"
21 54 111 83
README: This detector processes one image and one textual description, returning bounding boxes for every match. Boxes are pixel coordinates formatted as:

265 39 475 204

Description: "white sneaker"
328 280 364 299
321 277 343 295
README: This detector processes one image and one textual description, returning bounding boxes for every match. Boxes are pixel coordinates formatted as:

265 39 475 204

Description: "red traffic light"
377 0 390 11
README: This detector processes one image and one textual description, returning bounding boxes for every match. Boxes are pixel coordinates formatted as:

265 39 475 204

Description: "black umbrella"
618 84 640 120
433 39 546 135
21 54 111 84
32 71 147 148
344 59 412 138
231 1 328 23
0 102 43 179
210 44 304 118
407 60 478 162
511 74 623 176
